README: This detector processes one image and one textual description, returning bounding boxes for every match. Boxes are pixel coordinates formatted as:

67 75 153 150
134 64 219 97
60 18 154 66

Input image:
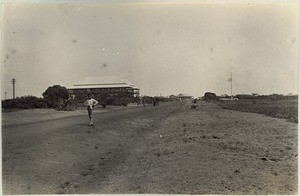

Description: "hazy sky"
1 2 299 98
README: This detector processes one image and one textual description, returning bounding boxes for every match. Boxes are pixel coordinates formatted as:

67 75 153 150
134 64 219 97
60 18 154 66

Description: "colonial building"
67 76 140 97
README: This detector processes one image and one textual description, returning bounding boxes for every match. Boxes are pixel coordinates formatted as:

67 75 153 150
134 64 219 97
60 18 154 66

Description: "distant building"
169 94 178 100
67 76 140 97
178 94 193 101
287 93 295 96
220 94 229 98
219 97 239 101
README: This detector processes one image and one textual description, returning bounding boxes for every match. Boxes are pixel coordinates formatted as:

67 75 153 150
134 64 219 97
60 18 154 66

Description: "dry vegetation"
217 98 298 123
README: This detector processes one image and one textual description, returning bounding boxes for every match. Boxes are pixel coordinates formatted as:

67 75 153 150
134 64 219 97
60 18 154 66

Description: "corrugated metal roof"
178 94 193 98
74 76 133 86
67 84 132 90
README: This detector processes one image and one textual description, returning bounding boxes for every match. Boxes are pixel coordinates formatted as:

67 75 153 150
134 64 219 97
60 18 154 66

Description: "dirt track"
2 101 297 194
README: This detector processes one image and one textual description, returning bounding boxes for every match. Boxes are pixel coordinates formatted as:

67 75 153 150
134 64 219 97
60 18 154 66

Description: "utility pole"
5 91 7 100
230 65 233 99
11 78 16 99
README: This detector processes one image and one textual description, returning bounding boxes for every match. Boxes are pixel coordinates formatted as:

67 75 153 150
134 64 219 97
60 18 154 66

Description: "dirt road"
2 101 297 194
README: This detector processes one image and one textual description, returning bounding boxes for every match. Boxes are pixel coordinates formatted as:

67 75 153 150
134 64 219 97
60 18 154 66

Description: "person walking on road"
142 97 146 107
84 94 98 126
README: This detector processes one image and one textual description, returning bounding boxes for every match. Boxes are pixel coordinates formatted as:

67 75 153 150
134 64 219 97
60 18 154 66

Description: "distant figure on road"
84 94 98 126
153 97 159 107
142 97 146 107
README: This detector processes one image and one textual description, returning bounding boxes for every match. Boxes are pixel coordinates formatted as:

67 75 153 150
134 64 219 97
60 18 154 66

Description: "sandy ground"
2 101 297 194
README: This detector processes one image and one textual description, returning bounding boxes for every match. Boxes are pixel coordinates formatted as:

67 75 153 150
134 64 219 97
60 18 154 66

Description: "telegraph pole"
5 91 7 100
11 78 16 99
230 65 233 99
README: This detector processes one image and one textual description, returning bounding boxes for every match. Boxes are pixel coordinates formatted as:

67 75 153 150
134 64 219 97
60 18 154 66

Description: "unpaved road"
2 101 297 194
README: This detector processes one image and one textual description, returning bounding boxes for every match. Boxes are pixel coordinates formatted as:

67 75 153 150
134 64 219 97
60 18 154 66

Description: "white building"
67 76 140 97
178 94 193 101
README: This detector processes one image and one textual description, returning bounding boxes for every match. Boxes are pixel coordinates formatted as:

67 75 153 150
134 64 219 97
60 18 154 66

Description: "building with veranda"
67 76 140 98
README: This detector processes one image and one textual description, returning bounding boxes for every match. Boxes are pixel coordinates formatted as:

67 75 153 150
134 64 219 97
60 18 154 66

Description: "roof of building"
74 76 133 86
68 76 139 89
178 94 193 98
68 84 132 90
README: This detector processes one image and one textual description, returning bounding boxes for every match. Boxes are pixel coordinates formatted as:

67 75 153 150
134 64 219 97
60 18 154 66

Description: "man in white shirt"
84 94 99 126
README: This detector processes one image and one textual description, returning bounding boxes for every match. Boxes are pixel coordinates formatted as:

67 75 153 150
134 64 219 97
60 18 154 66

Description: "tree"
42 85 69 108
204 92 217 101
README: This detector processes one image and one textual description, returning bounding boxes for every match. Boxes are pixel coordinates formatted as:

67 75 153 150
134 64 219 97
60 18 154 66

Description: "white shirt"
84 98 98 109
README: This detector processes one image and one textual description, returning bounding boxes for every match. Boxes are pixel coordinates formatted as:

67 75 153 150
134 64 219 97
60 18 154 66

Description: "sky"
1 2 299 98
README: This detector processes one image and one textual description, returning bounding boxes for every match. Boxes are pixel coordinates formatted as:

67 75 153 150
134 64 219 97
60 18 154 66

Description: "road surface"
2 101 297 194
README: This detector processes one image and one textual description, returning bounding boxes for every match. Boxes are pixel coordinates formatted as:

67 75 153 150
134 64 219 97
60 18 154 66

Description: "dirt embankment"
95 102 297 194
2 101 297 194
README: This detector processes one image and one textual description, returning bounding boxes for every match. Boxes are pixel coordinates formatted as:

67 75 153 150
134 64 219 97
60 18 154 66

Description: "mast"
230 65 233 99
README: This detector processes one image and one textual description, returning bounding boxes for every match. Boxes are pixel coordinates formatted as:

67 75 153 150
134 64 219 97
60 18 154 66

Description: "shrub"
2 96 47 109
73 92 138 107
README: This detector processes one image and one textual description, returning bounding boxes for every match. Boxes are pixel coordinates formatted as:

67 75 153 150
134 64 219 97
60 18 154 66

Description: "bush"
92 93 113 106
114 92 131 106
2 96 47 109
73 92 143 107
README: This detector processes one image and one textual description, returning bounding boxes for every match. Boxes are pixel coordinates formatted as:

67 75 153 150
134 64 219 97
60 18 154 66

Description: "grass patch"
218 98 298 123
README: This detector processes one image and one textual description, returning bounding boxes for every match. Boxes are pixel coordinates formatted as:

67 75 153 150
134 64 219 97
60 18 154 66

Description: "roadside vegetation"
2 85 71 112
217 94 298 123
2 85 174 112
2 96 47 112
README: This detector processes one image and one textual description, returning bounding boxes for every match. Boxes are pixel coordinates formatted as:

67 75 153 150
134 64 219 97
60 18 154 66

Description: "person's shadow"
75 123 93 127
